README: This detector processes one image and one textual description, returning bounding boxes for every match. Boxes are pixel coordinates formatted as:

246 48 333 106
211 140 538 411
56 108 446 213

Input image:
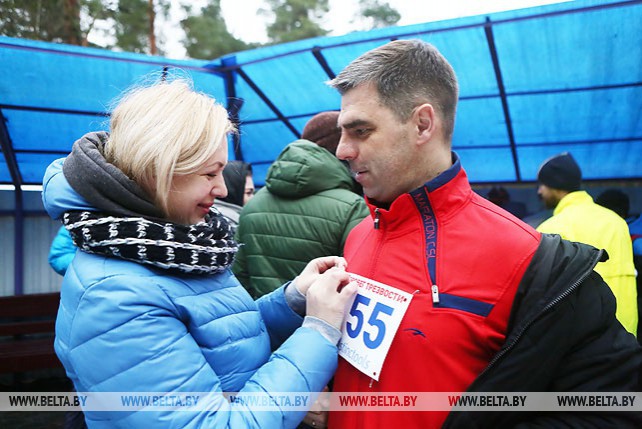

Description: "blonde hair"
104 78 235 215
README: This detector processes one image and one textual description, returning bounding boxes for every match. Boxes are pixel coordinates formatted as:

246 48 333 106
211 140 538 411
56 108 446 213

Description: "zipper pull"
431 284 440 304
374 208 380 230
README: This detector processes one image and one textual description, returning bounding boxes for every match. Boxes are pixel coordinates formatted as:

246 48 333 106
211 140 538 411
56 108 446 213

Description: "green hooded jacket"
232 140 369 298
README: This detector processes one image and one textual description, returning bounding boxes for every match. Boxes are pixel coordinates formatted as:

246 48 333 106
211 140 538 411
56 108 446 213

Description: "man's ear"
415 103 435 143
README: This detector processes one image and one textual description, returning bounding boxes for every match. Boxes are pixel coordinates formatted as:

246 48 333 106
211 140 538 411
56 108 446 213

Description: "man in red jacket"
325 39 641 428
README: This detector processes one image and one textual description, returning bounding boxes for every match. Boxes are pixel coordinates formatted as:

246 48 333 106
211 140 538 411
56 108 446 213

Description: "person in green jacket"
536 152 638 336
233 111 370 298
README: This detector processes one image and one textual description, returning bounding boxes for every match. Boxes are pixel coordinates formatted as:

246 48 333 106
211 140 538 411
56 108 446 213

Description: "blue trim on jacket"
410 152 494 317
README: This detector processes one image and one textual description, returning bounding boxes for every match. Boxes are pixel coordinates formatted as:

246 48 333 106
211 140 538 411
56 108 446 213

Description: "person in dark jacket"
487 185 527 219
326 38 641 428
215 160 254 228
595 188 631 221
233 111 370 299
41 78 357 429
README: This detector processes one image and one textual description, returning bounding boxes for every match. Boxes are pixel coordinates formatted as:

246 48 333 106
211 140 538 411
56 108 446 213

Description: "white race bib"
338 273 413 381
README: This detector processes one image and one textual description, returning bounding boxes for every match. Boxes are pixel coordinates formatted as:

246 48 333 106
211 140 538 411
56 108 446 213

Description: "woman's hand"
306 268 357 330
293 256 347 296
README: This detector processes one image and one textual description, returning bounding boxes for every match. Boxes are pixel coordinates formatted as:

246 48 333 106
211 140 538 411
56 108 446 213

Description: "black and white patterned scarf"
62 209 238 275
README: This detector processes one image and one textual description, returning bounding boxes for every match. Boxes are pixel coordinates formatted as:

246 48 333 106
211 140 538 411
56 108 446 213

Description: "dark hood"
220 160 251 207
62 131 165 220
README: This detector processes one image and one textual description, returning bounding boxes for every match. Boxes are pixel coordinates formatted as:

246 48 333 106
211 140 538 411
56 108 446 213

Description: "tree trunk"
148 0 156 55
63 0 81 45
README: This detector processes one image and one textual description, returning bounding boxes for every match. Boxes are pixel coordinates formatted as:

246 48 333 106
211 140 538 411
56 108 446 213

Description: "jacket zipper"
431 285 440 304
474 249 604 381
368 207 383 388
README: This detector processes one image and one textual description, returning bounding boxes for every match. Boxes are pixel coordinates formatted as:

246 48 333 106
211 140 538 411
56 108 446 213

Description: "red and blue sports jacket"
329 155 642 428
331 156 540 428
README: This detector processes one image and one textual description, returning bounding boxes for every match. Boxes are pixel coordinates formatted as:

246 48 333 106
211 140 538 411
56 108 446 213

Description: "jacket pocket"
433 293 493 317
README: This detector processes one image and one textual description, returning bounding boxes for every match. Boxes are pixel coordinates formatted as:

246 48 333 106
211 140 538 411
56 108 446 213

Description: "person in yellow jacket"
536 152 637 336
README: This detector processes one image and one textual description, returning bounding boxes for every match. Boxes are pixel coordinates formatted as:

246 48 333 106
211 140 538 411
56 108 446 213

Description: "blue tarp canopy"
1 0 641 188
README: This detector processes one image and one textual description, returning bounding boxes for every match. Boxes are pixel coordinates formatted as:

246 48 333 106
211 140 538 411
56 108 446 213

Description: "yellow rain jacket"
537 191 637 336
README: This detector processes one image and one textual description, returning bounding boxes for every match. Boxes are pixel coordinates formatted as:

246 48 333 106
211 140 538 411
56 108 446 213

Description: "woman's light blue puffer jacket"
42 159 337 428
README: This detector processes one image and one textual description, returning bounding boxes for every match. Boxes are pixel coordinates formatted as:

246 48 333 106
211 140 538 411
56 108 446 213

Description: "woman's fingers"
294 257 348 295
306 271 357 330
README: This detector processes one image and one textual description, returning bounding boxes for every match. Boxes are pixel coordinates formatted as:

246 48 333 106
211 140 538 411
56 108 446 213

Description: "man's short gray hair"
328 39 459 140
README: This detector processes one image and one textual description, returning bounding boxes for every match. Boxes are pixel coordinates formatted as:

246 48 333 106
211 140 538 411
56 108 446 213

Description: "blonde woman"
42 78 355 428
